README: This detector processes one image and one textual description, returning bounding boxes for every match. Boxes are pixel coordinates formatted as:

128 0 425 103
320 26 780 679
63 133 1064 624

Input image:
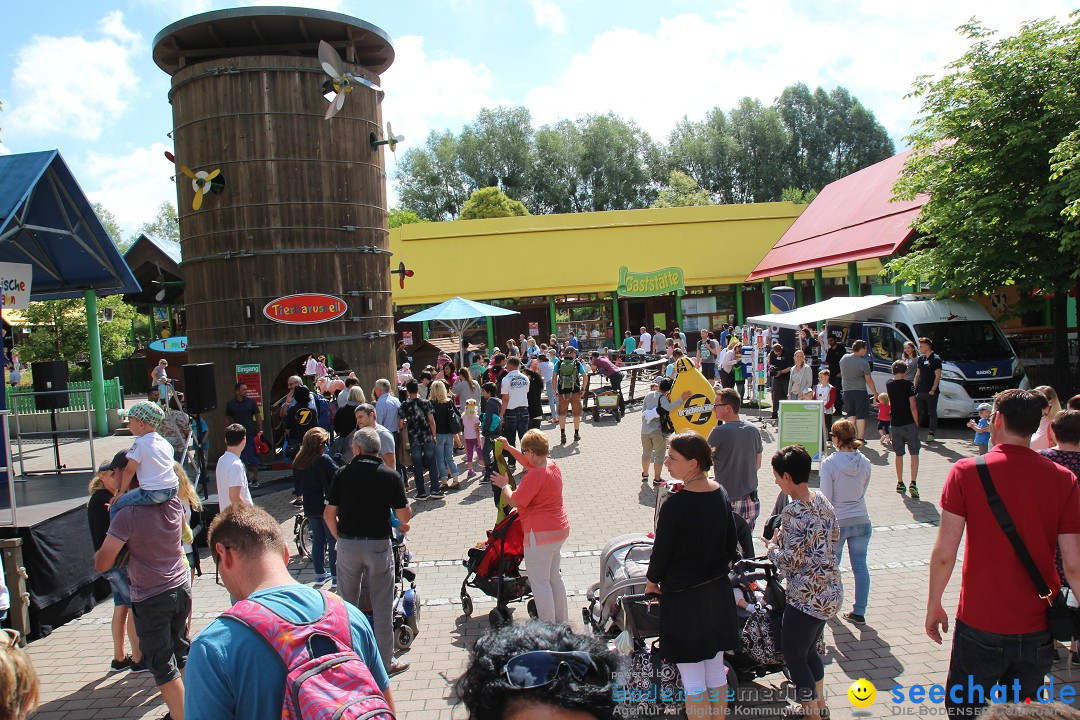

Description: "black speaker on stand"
31 360 70 473
182 363 216 497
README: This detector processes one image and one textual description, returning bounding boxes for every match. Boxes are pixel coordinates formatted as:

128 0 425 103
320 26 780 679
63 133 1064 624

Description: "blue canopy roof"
0 150 141 300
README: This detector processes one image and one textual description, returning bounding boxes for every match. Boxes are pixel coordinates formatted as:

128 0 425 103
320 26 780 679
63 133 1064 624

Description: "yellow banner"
668 357 716 438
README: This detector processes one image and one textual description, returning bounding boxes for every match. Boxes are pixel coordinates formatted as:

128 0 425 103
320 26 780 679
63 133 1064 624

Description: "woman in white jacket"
819 418 872 624
787 350 814 400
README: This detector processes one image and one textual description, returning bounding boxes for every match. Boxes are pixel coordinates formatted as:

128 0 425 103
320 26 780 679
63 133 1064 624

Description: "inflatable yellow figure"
668 356 717 438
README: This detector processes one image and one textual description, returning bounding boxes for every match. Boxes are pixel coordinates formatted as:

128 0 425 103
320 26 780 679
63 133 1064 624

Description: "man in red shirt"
926 389 1080 716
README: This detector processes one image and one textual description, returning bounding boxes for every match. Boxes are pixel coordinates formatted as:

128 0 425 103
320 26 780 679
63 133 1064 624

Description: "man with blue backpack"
185 504 397 719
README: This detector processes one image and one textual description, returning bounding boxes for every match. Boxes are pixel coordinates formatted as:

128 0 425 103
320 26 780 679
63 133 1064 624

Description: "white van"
830 296 1028 417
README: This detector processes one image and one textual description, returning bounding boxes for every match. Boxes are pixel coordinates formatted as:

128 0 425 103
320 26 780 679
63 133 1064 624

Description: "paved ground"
21 405 1080 719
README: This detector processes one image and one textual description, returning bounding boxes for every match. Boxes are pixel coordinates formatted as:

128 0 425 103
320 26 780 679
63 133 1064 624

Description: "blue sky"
1 0 1075 236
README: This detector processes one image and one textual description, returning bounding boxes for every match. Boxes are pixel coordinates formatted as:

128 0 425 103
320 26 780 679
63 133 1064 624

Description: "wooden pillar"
735 284 744 325
814 268 824 303
847 262 860 297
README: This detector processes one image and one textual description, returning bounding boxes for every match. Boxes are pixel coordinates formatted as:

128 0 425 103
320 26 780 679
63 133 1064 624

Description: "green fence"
8 378 124 414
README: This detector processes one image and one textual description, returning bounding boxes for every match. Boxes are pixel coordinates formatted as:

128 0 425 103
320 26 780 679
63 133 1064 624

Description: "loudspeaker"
182 363 217 413
31 360 69 410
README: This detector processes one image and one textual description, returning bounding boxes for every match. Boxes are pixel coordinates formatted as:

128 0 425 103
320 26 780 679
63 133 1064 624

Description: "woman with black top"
524 359 545 430
292 427 339 584
644 432 739 718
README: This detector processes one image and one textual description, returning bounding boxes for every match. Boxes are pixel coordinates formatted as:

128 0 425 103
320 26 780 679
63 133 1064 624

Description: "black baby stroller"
725 556 820 683
392 529 420 651
460 510 537 627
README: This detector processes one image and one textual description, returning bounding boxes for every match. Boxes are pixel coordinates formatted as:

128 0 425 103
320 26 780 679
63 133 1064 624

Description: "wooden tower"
153 7 396 451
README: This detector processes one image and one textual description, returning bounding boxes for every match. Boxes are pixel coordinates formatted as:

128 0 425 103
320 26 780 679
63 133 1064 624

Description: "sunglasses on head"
503 650 601 689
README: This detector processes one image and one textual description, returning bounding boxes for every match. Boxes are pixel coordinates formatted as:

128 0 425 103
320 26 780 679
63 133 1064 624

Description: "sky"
0 0 1075 237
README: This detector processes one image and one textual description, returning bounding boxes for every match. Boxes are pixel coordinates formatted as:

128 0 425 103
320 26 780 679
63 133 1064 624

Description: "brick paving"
22 408 1080 719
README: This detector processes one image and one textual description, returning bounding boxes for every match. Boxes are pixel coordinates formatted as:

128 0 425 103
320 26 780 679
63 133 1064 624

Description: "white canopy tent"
747 295 899 329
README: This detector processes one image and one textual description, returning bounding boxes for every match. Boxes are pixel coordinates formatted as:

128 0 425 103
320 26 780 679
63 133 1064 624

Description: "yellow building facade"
389 203 881 352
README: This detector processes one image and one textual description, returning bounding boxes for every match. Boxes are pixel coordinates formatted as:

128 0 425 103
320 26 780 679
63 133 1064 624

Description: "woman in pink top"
491 429 571 622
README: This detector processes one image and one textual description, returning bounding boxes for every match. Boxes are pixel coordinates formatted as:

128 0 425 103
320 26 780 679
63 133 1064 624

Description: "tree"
138 202 179 243
576 113 662 211
652 170 714 208
18 295 138 370
93 203 128 251
531 120 587 214
458 107 535 203
395 130 471 220
459 187 529 219
889 17 1080 378
727 98 790 203
388 208 428 228
780 187 819 204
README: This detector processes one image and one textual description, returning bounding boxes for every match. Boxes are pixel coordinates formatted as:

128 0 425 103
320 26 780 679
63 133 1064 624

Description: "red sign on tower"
262 294 348 324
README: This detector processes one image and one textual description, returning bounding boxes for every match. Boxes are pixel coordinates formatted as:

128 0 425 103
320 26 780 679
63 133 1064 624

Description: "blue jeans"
241 430 259 467
409 439 439 495
110 486 177 519
834 522 872 616
502 407 530 470
546 378 558 419
435 433 459 480
944 621 1054 717
483 436 496 482
308 516 337 577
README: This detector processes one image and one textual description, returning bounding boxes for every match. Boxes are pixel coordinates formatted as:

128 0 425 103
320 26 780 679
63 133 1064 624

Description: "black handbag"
975 456 1078 642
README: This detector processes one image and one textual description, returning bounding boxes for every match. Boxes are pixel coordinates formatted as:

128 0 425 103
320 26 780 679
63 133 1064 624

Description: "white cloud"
82 143 178 237
379 34 507 187
532 0 566 34
4 12 142 142
524 2 1079 145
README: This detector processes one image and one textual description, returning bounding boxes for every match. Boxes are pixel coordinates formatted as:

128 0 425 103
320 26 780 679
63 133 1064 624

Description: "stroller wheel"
395 624 415 651
488 606 512 628
461 594 473 618
527 599 538 619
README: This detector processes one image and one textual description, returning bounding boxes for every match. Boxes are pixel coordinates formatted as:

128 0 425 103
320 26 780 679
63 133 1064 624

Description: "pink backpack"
223 590 395 720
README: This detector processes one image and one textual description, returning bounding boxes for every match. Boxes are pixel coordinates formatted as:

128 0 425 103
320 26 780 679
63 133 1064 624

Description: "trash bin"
0 537 30 645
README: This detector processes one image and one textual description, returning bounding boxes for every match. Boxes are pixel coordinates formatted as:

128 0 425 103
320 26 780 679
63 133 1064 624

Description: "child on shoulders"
110 401 179 518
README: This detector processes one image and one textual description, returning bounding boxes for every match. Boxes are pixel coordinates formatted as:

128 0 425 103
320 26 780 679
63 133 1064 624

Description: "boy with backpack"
185 504 396 719
640 378 678 484
552 346 587 445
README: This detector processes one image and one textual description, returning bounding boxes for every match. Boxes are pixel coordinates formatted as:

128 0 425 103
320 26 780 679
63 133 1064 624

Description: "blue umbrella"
398 297 519 365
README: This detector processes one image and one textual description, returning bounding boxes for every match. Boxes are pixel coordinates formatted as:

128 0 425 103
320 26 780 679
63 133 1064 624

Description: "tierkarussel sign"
617 266 685 297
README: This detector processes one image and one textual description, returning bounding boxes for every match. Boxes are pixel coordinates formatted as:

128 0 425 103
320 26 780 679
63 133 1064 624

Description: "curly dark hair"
454 621 623 720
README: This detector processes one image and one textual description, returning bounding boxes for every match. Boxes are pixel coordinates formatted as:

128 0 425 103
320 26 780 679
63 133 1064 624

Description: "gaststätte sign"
263 294 348 324
617 266 685 298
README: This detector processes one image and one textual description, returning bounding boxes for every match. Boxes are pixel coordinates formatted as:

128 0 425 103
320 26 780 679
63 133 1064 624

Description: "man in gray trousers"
324 427 412 675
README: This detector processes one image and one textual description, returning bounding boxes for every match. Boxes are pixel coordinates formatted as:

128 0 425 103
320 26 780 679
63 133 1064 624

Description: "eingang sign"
617 266 685 298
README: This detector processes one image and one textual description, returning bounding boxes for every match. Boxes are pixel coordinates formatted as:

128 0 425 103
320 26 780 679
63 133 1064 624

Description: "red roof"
746 150 928 281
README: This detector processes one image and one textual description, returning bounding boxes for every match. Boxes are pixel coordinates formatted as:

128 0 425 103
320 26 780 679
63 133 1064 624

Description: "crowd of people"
4 324 1078 720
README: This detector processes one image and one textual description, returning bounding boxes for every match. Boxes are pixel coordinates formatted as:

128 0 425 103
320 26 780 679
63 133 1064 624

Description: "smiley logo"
848 678 876 708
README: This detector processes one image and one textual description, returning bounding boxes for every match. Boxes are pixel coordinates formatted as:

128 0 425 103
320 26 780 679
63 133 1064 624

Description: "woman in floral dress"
767 444 843 718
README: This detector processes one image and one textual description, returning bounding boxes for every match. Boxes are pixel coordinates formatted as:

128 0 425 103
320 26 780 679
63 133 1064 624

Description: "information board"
778 400 825 462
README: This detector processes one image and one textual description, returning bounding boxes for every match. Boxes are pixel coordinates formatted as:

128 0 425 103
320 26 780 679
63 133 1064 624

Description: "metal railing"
1 410 14 526
11 389 97 478
7 378 123 415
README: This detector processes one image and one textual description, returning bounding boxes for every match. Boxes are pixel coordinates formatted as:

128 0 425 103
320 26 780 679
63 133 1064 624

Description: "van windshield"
913 321 1014 362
